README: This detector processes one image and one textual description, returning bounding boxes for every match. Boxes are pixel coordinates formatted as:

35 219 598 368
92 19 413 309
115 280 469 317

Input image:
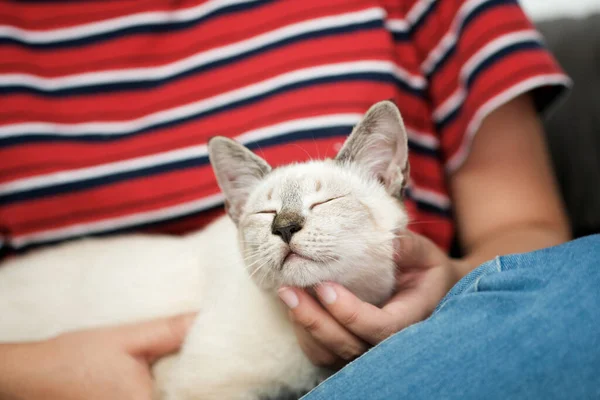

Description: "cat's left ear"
336 100 409 196
208 137 272 224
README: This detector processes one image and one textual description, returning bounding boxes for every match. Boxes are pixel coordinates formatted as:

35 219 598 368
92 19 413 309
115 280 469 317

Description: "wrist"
449 258 477 283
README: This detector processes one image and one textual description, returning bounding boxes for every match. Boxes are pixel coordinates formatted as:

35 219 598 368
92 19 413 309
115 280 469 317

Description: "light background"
519 0 600 20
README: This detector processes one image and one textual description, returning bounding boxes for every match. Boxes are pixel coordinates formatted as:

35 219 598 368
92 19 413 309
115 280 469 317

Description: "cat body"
0 101 410 399
0 216 321 399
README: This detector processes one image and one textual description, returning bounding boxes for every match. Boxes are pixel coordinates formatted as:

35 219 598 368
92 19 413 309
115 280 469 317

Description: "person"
0 1 597 399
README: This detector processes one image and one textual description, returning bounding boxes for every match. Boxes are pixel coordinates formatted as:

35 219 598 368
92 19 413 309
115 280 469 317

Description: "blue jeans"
303 234 600 399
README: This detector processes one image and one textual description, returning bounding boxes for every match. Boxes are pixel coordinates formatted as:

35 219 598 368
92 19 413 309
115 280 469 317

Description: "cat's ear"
208 137 271 224
336 100 409 195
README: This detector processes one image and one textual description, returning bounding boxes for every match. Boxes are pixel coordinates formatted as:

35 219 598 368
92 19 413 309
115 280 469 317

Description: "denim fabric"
302 234 600 400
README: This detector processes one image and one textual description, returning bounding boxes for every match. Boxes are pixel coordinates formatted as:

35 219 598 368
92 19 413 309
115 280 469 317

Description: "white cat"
0 101 410 400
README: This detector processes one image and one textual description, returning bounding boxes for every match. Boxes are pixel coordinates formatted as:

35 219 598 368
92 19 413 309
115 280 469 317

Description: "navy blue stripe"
3 188 450 256
408 139 439 157
390 30 410 42
415 199 451 217
0 123 448 216
5 194 451 254
409 0 438 33
425 0 518 79
390 0 439 42
0 20 386 97
404 189 450 217
3 202 226 255
436 40 543 130
0 126 353 206
0 0 275 50
403 188 450 217
0 71 425 147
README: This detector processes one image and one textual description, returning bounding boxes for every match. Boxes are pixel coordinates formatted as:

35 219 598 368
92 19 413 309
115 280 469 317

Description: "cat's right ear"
335 101 409 197
208 137 271 224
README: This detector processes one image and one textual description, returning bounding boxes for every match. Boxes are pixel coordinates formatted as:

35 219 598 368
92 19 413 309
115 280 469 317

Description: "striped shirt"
0 0 569 258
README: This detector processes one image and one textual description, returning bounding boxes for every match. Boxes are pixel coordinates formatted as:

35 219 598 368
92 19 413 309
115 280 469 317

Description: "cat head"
208 101 409 305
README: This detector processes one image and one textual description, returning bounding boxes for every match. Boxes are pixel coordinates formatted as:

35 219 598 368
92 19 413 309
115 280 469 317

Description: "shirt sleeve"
411 0 571 172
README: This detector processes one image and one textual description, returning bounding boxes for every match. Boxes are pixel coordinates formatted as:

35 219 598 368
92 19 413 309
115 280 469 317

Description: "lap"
303 234 600 400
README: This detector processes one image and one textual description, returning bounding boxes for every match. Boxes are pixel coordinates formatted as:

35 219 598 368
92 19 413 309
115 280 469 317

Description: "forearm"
0 342 45 400
449 95 572 279
454 222 571 278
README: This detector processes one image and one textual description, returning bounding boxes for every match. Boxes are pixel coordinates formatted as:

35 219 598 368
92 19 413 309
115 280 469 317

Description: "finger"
119 312 197 362
384 265 453 324
315 282 397 345
278 287 368 361
130 359 156 400
291 322 339 367
394 229 445 269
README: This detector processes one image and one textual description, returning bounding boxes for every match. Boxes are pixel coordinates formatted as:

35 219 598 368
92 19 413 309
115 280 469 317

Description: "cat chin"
276 257 325 288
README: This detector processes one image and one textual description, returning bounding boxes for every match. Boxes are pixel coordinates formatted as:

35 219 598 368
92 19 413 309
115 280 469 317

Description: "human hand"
0 313 196 400
278 230 467 367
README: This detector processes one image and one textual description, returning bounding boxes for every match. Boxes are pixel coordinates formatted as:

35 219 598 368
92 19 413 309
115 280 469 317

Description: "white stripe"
0 114 362 197
385 19 409 33
0 60 425 139
405 0 436 26
0 8 385 92
432 30 543 122
9 193 226 249
407 128 439 149
0 0 259 44
421 0 494 75
446 74 572 172
10 181 453 248
461 31 542 82
410 186 450 209
384 0 435 33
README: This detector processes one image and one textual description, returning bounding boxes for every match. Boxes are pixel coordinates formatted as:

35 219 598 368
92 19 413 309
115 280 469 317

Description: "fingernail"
278 287 299 309
317 283 337 304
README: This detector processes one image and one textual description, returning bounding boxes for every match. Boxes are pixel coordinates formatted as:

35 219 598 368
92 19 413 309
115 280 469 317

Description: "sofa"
536 13 600 238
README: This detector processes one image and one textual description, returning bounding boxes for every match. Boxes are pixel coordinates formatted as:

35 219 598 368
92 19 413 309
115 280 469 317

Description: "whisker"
243 257 267 270
406 220 445 226
254 143 267 160
249 259 271 280
291 143 314 162
312 135 322 160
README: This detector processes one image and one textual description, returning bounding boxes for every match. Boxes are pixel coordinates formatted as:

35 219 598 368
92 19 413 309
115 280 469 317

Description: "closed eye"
256 210 276 215
309 195 346 210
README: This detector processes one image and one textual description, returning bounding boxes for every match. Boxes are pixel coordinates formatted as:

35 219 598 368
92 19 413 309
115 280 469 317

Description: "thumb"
119 312 197 363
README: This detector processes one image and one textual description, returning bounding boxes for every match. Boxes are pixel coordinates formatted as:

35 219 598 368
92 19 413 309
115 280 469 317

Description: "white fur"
0 101 409 400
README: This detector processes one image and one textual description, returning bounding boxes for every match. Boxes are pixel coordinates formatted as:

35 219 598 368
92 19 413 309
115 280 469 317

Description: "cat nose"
272 222 302 244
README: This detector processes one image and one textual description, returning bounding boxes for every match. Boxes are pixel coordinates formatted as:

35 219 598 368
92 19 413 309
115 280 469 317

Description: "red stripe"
0 0 178 30
2 137 342 235
0 81 400 180
403 200 453 251
379 0 405 16
392 42 421 74
415 211 453 250
441 52 563 159
0 0 570 257
0 0 376 75
408 153 446 190
428 8 535 104
0 30 393 125
141 208 226 236
410 0 457 64
460 5 535 61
